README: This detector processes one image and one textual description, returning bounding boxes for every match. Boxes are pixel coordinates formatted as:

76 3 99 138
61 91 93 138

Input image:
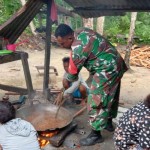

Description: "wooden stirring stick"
55 90 64 118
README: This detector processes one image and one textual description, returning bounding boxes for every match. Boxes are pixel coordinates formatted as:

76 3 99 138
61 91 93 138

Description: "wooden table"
0 51 34 98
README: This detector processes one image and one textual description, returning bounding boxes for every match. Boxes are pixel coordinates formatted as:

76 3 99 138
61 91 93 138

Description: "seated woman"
114 94 150 150
0 100 40 150
62 57 89 103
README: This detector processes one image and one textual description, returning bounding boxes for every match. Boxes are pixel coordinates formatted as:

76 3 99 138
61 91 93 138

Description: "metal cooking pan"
16 103 73 131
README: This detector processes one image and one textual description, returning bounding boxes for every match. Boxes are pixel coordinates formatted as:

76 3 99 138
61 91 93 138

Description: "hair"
144 94 150 108
62 57 70 63
55 24 73 38
0 101 16 124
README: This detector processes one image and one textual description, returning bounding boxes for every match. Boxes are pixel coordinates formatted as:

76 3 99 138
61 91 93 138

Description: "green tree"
0 0 21 24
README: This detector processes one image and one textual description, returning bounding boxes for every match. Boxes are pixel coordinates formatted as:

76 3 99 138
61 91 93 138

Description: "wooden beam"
43 0 52 100
0 52 28 64
0 84 28 95
21 53 34 99
57 5 76 17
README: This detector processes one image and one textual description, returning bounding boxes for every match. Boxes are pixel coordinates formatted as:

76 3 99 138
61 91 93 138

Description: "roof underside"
1 0 150 43
64 0 150 18
0 0 44 43
0 0 74 44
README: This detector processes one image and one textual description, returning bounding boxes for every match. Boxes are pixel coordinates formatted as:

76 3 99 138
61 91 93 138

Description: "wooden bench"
35 65 58 76
0 51 34 98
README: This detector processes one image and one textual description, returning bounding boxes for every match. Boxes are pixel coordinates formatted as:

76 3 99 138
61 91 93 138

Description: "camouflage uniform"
67 28 128 131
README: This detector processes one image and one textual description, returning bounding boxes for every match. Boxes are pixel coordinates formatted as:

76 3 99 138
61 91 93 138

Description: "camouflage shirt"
67 28 127 82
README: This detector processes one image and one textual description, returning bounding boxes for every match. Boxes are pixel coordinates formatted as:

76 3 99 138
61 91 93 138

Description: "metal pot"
16 103 73 131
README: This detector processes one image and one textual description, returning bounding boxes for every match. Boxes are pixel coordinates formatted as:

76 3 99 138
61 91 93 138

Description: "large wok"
16 103 73 131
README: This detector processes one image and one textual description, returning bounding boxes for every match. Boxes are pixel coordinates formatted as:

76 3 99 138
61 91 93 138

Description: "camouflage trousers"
87 72 122 131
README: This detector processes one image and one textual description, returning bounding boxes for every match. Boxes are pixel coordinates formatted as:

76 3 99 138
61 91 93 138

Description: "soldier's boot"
105 118 115 132
80 130 104 146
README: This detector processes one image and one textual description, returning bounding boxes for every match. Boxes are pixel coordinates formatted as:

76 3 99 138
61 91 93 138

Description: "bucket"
6 40 29 52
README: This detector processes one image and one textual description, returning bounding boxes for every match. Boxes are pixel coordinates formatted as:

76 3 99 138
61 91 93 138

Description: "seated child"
114 94 150 150
62 57 89 103
0 100 40 150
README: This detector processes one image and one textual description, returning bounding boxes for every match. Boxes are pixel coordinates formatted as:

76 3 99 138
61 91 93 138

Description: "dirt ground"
0 46 150 150
0 46 150 105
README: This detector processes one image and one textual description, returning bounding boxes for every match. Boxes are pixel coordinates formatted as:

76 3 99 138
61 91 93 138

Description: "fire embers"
38 130 58 148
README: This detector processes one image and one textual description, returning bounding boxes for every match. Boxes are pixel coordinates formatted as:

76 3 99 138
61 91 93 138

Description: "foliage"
0 0 150 44
0 0 21 24
135 12 150 43
104 12 150 44
104 14 130 44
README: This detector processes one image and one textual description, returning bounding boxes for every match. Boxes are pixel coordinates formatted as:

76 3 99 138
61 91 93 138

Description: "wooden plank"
35 65 58 76
0 52 28 64
0 84 28 94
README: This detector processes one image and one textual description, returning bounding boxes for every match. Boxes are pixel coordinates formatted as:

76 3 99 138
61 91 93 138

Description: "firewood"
129 46 150 69
49 122 77 147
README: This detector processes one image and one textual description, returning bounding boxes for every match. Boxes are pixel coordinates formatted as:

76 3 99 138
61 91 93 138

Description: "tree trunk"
64 16 69 24
83 18 93 29
124 12 137 69
37 13 43 27
96 17 105 35
20 0 37 35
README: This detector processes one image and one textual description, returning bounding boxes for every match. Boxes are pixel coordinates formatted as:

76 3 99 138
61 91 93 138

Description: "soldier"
55 24 128 146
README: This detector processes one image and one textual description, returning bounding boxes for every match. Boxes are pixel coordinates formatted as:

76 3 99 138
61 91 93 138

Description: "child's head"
144 94 150 108
0 101 16 124
62 57 70 73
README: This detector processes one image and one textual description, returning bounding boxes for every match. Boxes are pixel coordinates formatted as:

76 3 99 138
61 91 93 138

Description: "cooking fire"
38 130 58 148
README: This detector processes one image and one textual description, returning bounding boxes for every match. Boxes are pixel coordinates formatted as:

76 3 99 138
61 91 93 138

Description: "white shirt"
63 72 89 96
0 118 40 150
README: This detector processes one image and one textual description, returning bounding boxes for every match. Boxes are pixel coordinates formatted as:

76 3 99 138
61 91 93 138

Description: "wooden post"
96 17 105 35
43 0 52 100
83 18 93 29
124 12 137 69
21 53 35 101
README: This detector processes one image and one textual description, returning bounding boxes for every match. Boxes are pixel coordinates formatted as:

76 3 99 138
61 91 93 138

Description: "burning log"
49 122 77 147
